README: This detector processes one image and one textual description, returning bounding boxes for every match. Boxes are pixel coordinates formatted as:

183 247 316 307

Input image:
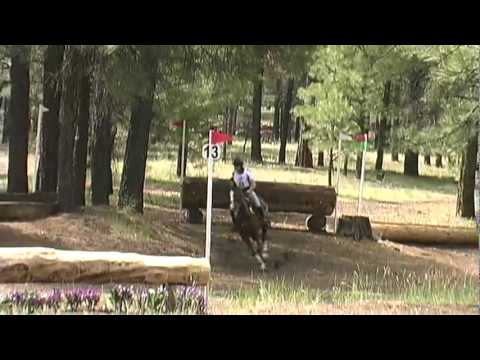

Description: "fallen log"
181 177 336 216
0 192 57 203
0 202 59 222
0 248 210 286
372 222 478 246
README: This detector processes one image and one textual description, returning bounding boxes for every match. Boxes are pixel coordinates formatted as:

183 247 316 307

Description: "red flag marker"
212 130 234 145
171 120 184 129
354 133 368 142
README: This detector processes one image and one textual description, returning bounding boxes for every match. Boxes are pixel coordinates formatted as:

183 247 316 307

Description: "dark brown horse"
231 187 270 271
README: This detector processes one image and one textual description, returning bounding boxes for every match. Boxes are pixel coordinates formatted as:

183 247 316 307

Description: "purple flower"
9 291 27 307
45 289 62 313
83 288 101 312
65 289 85 312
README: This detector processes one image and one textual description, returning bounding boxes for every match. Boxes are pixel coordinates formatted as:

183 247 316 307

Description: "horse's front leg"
252 231 267 272
261 226 269 259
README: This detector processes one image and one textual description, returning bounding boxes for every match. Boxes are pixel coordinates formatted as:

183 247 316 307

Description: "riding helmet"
233 157 244 167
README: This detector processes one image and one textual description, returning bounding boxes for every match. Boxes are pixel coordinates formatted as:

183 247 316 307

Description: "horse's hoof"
260 263 267 272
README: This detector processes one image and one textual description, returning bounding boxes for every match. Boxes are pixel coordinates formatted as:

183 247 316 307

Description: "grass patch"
213 268 477 311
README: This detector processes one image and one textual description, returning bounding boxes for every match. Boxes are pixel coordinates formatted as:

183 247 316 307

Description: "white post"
205 130 214 260
333 137 342 232
357 136 367 216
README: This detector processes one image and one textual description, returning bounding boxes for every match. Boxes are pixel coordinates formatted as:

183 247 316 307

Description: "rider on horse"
229 157 265 224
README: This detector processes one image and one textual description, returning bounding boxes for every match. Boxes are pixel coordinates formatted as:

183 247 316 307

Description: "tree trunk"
328 148 334 187
404 150 419 177
222 109 228 162
7 47 31 194
273 79 281 142
294 117 301 143
251 68 263 163
457 134 478 218
73 69 91 207
91 56 115 206
1 96 8 144
475 126 480 233
435 154 443 168
118 51 157 213
279 78 294 165
424 154 431 166
356 114 366 180
176 126 189 178
343 153 349 176
318 151 324 167
375 81 391 172
36 45 64 193
391 118 399 162
356 152 363 180
392 151 399 162
57 46 82 212
232 106 238 137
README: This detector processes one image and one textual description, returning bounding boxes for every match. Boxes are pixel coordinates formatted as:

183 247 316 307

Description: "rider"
229 157 265 223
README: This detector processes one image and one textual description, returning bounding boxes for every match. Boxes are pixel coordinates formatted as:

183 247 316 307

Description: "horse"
231 187 271 271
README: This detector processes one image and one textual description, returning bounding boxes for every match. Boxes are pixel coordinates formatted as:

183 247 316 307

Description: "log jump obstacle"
0 248 210 286
0 192 59 222
181 177 337 233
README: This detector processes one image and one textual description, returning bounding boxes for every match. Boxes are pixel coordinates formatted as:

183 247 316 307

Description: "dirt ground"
0 206 477 293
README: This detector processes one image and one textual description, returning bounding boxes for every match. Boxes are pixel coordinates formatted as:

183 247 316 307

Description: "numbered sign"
203 144 221 161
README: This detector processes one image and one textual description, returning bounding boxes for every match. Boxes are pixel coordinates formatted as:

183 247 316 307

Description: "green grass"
142 140 459 206
213 268 477 310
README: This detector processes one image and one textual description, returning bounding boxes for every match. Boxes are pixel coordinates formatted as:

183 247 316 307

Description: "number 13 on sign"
203 144 221 161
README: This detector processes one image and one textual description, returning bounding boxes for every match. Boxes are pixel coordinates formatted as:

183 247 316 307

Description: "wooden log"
372 222 478 246
182 177 336 216
0 202 59 222
0 192 58 203
0 248 211 286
